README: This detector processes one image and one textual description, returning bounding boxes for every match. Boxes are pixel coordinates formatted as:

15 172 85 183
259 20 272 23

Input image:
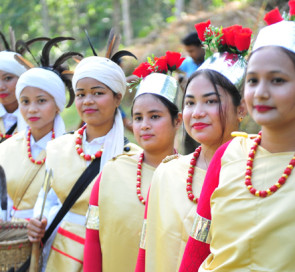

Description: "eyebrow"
2 72 14 77
247 70 284 75
133 109 163 115
185 92 219 98
20 94 48 99
76 85 106 92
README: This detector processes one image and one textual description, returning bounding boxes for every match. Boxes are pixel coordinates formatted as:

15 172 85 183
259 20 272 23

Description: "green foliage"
212 0 225 7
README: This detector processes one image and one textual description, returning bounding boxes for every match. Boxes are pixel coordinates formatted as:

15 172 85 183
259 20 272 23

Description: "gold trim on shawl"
139 219 147 249
85 205 99 230
190 214 211 244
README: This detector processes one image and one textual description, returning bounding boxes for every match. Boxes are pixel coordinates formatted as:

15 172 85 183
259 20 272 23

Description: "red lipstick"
192 122 210 130
254 105 274 113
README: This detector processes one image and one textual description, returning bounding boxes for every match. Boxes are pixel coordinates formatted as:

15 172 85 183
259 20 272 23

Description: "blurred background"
0 0 288 143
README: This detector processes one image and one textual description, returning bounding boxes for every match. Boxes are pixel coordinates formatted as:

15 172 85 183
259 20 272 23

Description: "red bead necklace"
75 125 103 161
0 132 13 140
27 128 55 165
136 152 146 205
186 146 202 203
245 131 295 197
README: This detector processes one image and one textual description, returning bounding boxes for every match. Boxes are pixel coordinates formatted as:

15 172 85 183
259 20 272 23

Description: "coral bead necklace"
245 131 295 197
137 146 203 205
27 128 55 165
136 152 146 205
75 125 103 161
136 150 179 205
186 146 202 203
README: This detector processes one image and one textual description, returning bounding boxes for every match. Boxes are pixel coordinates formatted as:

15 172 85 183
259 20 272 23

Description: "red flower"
195 20 211 41
289 0 295 16
221 25 242 47
133 62 152 78
165 51 185 71
154 56 168 73
235 27 252 51
264 7 284 25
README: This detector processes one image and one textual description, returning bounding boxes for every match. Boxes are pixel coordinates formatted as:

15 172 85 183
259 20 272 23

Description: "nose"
254 80 270 100
192 103 206 119
141 117 151 131
28 102 38 113
0 80 5 91
83 93 94 105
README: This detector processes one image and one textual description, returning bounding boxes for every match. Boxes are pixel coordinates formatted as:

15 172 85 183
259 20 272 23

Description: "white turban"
72 56 126 97
15 67 66 137
0 51 27 76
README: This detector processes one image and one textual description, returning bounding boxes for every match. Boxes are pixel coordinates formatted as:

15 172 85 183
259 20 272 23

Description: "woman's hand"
27 217 47 243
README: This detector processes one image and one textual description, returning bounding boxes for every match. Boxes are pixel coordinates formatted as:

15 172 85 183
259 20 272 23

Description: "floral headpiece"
195 20 252 59
253 1 295 54
130 51 184 103
264 0 295 25
194 21 252 88
132 51 184 78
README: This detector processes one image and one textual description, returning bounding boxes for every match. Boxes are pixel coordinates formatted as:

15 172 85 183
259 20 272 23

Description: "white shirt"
0 104 18 132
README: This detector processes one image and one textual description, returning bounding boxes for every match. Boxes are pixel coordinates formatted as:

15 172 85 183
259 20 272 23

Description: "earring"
238 117 243 122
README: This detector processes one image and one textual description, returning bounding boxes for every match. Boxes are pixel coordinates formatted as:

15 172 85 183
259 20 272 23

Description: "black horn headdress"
15 36 83 108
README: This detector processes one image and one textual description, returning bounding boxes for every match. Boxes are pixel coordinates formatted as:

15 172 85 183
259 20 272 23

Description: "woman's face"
183 74 240 147
132 94 181 153
245 47 295 131
0 70 18 111
75 77 122 130
19 87 58 136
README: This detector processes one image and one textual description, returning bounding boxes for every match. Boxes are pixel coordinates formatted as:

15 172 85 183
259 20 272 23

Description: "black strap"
6 122 17 135
0 122 17 143
17 157 101 272
42 157 101 244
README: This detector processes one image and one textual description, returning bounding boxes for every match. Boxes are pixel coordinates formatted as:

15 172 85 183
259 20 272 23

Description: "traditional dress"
142 154 206 271
0 130 52 220
84 152 154 272
41 131 140 272
0 66 67 221
196 136 295 271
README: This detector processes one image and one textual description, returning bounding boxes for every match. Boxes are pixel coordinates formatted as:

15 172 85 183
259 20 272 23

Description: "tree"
121 0 133 45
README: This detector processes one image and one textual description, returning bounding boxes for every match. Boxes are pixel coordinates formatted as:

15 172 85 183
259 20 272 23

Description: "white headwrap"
0 51 27 76
72 56 127 166
15 68 66 137
253 20 295 54
72 56 126 96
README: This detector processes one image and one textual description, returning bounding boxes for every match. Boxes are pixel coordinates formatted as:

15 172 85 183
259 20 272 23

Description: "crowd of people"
0 2 295 271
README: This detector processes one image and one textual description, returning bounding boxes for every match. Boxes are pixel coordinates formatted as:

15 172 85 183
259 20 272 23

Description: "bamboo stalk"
29 169 52 272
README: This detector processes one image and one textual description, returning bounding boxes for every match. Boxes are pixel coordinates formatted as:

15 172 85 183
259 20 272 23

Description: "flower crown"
264 0 295 25
195 20 252 59
129 51 184 92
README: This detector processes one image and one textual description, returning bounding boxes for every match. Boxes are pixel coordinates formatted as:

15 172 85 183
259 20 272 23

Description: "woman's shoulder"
0 130 25 149
221 133 259 163
47 130 76 148
106 145 142 166
123 142 142 155
154 153 190 175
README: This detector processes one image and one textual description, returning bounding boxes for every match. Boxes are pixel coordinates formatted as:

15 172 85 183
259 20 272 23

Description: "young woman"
179 13 295 272
0 39 74 221
0 51 27 142
135 30 252 269
138 68 246 272
27 56 140 271
83 72 182 272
